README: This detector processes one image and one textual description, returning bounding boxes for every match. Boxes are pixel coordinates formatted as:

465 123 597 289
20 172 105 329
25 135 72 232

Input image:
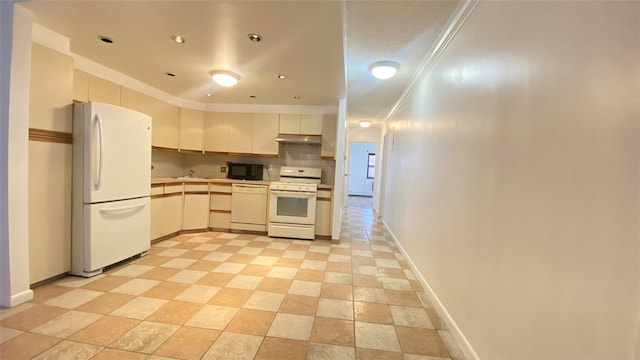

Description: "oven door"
269 189 317 225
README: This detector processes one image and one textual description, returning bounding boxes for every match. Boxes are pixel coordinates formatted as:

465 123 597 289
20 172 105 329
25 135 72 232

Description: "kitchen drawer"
317 189 332 199
164 184 183 194
150 185 164 196
185 183 209 192
210 183 232 193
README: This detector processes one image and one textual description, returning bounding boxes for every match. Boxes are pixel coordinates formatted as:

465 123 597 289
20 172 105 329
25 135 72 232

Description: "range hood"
275 134 322 144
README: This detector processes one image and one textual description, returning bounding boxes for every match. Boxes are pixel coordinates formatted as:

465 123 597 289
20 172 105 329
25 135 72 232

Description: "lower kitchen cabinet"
150 185 164 240
159 184 184 237
183 183 210 230
315 189 332 237
210 182 232 229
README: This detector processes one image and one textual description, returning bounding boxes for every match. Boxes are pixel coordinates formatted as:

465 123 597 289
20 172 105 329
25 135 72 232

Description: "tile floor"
0 196 464 360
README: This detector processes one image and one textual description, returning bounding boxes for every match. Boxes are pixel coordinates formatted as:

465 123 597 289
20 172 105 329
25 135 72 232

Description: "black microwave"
227 163 264 180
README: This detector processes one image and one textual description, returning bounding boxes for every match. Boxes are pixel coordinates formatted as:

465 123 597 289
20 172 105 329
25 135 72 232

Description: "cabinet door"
228 113 253 154
279 113 300 134
183 194 209 230
321 114 337 159
180 108 204 152
204 112 229 152
300 114 322 135
150 196 163 241
162 193 183 235
253 113 279 155
88 73 121 106
121 88 179 150
315 198 332 236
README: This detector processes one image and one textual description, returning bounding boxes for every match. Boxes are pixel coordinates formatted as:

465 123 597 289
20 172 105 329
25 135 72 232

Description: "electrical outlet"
220 166 226 173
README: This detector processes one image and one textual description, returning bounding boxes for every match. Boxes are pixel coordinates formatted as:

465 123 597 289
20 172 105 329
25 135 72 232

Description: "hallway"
0 198 463 359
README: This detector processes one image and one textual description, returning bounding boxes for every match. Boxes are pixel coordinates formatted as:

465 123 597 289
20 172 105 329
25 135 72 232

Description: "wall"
347 142 375 196
382 1 640 359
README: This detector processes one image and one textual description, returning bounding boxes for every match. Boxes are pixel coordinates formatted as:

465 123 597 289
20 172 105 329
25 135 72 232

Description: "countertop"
151 177 333 189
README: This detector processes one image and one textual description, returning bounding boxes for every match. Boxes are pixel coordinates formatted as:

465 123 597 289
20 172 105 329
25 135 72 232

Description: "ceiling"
19 1 459 134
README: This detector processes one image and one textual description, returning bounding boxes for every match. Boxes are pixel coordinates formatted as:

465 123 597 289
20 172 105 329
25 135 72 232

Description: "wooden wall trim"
29 128 72 144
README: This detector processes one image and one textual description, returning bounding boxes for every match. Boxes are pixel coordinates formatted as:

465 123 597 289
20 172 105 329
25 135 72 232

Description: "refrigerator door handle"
94 114 103 190
98 202 146 214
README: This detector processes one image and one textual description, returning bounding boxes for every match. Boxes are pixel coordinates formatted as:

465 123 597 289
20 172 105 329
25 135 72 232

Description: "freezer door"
83 197 150 272
83 102 151 203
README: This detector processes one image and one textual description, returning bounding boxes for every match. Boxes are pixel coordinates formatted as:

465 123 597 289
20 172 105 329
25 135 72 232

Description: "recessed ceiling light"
249 95 257 98
165 72 176 77
247 33 262 42
206 93 212 97
277 74 287 80
210 70 241 87
98 36 114 44
171 35 186 44
293 96 301 100
370 61 399 79
359 120 372 128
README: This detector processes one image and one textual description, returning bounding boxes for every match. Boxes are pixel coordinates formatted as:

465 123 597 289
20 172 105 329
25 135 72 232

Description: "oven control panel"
270 182 317 192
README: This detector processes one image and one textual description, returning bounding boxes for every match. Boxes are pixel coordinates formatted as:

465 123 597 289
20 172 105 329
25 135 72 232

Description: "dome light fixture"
247 33 262 42
359 120 372 128
171 35 186 44
369 61 399 79
277 74 287 79
210 70 241 87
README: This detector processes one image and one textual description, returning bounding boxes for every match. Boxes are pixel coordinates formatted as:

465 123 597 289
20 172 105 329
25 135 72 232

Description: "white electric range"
268 166 321 240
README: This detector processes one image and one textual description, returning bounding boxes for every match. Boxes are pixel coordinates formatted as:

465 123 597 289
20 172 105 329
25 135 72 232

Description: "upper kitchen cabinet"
228 113 253 154
73 69 121 106
279 113 322 135
121 87 179 149
321 114 337 159
204 112 229 153
253 113 279 156
179 108 204 153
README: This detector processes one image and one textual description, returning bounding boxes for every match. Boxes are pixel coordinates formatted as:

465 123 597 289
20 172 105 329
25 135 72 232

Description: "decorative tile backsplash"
152 143 336 184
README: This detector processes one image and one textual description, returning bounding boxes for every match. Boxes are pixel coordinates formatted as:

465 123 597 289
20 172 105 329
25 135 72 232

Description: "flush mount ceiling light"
293 96 301 100
359 120 372 128
171 35 186 44
370 61 399 79
247 33 262 42
210 70 241 87
277 74 287 79
98 36 114 44
165 72 176 77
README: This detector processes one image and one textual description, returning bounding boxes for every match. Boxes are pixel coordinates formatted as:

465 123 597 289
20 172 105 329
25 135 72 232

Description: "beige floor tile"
175 284 220 303
201 331 263 360
353 265 379 276
110 297 168 320
385 290 423 307
181 250 210 260
213 262 246 274
92 348 148 360
228 254 257 264
255 337 308 360
354 301 393 324
328 254 351 263
300 260 327 271
240 264 272 276
226 274 264 290
167 269 208 284
324 272 353 285
261 248 287 257
192 243 224 252
352 257 377 266
69 315 139 346
153 326 221 360
266 266 298 279
274 258 303 268
251 255 280 266
74 293 135 315
288 280 322 297
295 269 325 282
138 267 180 281
197 272 235 287
208 288 253 307
31 285 73 304
0 332 61 359
31 310 102 338
354 287 387 304
160 258 197 269
395 327 449 357
111 279 161 296
133 255 171 267
201 251 232 262
243 291 285 312
153 240 180 248
111 264 154 277
227 239 251 246
0 303 35 321
111 321 179 354
187 260 222 272
326 262 353 273
267 313 314 340
310 317 354 346
279 294 319 316
320 283 353 300
305 252 329 261
44 288 104 309
237 246 264 255
307 342 355 360
54 275 103 288
185 304 238 330
217 245 243 253
378 268 408 280
31 339 102 360
356 348 404 360
80 275 132 292
257 278 293 293
381 278 412 291
0 326 22 344
390 305 434 328
156 248 188 257
355 321 401 352
282 250 306 259
226 308 276 335
351 249 374 257
316 298 354 320
146 300 203 325
0 304 68 331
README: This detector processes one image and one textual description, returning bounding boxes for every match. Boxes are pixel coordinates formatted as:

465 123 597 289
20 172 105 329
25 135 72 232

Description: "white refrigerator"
71 102 151 277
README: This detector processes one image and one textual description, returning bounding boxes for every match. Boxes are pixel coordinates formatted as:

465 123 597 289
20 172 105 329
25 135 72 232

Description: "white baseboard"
382 219 479 360
9 289 33 307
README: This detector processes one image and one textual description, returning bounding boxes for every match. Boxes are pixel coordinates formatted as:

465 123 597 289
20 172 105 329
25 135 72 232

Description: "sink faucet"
189 169 195 178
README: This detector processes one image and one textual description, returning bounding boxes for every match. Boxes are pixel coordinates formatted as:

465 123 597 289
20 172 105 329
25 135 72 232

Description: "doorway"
347 142 376 197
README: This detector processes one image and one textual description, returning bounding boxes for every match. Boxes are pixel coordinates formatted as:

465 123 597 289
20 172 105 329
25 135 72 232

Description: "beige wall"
382 1 640 359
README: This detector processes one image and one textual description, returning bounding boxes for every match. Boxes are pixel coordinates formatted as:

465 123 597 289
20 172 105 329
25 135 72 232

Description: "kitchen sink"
175 176 209 180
